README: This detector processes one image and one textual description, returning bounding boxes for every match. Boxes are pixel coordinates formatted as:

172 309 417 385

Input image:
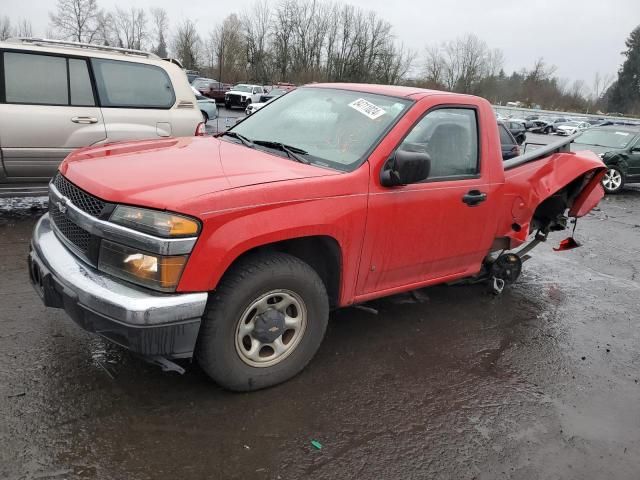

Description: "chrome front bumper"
29 214 208 358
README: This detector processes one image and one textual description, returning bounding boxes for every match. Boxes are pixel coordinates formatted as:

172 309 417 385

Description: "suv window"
2 52 95 107
3 52 68 105
91 58 174 108
399 108 479 179
69 59 95 106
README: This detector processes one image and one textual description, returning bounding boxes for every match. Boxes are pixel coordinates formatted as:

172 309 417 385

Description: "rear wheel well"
530 175 586 232
226 236 342 308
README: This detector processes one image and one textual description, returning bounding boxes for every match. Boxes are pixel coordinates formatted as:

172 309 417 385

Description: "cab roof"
305 82 461 100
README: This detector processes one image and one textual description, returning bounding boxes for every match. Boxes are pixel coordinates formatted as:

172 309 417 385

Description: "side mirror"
380 150 431 187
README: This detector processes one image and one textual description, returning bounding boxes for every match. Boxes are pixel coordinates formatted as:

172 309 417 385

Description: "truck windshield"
233 85 253 93
229 87 412 171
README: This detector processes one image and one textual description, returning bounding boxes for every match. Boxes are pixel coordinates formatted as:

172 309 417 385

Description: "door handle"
462 190 487 206
71 116 98 124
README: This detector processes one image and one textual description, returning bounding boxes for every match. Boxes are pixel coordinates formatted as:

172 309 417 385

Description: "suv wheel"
225 101 231 109
197 252 329 391
602 166 624 194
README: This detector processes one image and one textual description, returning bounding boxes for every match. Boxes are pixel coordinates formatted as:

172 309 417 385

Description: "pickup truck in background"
192 77 232 103
28 84 606 391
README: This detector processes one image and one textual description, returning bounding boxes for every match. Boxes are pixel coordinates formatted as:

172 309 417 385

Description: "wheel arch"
213 235 343 309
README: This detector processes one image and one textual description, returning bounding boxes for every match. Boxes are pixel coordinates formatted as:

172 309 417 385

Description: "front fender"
177 193 368 297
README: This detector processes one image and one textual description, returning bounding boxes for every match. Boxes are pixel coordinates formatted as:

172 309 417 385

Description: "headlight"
110 206 200 237
99 240 188 291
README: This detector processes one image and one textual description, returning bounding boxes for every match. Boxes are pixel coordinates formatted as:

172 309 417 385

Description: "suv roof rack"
5 37 159 59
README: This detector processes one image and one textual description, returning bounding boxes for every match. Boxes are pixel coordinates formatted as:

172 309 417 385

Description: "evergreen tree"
608 25 640 114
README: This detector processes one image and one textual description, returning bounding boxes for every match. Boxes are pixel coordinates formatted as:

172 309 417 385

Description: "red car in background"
192 77 232 103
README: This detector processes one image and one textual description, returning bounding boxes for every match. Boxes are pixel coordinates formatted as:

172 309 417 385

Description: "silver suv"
0 38 203 197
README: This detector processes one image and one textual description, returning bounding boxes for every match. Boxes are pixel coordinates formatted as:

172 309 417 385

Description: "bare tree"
210 14 245 83
112 7 147 50
150 7 169 57
241 0 272 82
49 0 102 42
592 72 614 101
423 44 445 86
0 16 12 40
16 19 33 37
173 19 201 70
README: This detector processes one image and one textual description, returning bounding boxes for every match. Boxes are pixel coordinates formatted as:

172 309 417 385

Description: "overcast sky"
5 0 639 91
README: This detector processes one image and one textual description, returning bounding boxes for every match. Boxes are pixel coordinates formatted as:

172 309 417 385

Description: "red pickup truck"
28 84 605 391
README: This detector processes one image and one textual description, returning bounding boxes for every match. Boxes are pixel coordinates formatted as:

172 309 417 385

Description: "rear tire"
197 252 329 391
602 166 625 194
544 126 552 134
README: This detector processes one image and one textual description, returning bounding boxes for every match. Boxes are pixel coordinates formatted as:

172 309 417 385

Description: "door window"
69 58 95 106
3 52 68 105
2 52 96 107
91 58 175 108
399 108 479 180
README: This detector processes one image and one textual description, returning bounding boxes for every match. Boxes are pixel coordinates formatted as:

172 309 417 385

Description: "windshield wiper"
253 140 310 164
216 131 255 148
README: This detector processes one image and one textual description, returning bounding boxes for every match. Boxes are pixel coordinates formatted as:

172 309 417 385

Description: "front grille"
49 206 92 255
53 173 106 217
227 94 243 106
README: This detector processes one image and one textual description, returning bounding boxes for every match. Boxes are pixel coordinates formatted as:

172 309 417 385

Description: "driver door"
356 106 501 296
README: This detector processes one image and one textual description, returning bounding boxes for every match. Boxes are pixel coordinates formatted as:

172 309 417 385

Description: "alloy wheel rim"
603 169 622 190
235 289 307 368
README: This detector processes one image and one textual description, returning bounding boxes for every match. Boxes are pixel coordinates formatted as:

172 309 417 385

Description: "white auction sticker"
348 98 386 120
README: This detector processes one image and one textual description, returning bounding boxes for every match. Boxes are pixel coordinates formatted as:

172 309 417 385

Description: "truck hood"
60 136 338 210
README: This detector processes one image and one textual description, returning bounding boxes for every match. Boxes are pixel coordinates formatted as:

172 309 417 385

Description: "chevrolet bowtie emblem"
56 199 68 214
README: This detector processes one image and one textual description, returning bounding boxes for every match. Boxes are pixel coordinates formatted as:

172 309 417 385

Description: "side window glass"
399 108 479 180
4 52 68 105
91 58 174 108
69 58 95 106
499 124 513 144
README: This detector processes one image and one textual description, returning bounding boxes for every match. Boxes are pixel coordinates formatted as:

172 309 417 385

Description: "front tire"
197 252 329 391
602 166 625 194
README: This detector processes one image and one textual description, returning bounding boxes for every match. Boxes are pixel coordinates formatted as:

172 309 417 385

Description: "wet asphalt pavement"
2 139 640 479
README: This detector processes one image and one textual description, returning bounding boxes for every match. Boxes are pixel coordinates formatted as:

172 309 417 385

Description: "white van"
0 38 203 197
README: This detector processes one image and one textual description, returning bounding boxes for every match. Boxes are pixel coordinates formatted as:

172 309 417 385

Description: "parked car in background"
0 38 204 197
186 70 200 83
196 95 218 123
529 117 570 134
259 88 288 103
571 126 640 193
274 82 296 91
245 100 269 115
29 84 605 391
498 121 521 159
225 84 266 109
192 78 230 103
504 120 527 144
555 121 590 136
